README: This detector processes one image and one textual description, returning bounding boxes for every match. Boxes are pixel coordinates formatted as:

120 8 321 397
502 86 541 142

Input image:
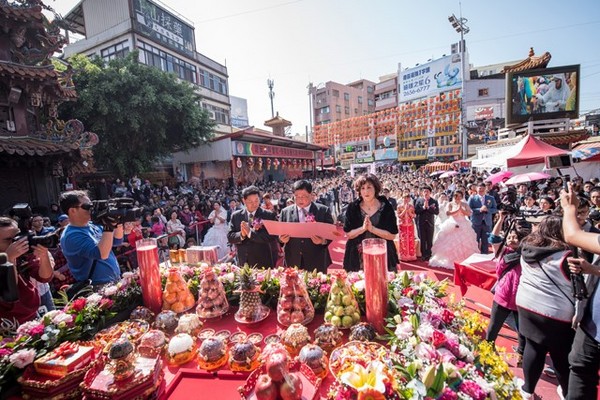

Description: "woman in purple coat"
485 212 528 361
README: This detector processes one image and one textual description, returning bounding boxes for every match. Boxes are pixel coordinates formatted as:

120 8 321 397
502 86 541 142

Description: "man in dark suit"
414 186 438 261
228 186 278 268
279 180 334 273
468 182 498 254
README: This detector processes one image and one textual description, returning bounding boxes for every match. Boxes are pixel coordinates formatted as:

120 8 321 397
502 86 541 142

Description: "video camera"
11 203 59 249
91 197 142 226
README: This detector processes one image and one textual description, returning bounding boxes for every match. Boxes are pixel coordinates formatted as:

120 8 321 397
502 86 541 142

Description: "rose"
102 285 118 297
17 321 44 337
441 309 455 325
51 312 74 327
415 342 438 362
9 348 36 369
431 330 446 348
394 321 413 341
86 293 103 306
99 298 114 310
437 348 456 363
69 298 87 313
416 323 434 341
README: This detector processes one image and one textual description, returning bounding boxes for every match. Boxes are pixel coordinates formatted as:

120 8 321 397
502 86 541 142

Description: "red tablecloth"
453 253 497 296
161 309 339 400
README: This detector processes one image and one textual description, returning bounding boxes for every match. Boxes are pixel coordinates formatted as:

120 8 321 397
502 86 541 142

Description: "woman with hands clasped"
429 190 479 269
343 174 399 272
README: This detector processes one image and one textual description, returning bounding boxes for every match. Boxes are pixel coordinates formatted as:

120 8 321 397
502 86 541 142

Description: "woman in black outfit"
343 174 399 272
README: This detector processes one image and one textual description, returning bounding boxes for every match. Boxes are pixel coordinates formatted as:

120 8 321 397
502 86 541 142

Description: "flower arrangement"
0 272 142 394
383 271 522 400
305 212 316 223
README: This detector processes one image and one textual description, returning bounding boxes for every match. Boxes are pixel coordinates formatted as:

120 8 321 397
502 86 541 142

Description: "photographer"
560 183 600 400
59 191 123 288
0 217 54 323
485 211 527 363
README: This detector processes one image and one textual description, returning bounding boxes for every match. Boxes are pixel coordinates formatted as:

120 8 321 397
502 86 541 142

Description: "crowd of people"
0 164 599 399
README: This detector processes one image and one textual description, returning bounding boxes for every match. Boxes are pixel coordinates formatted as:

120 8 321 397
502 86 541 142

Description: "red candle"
362 238 388 334
136 238 162 314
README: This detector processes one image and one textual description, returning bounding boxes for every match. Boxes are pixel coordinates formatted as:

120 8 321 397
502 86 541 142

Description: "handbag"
65 260 97 300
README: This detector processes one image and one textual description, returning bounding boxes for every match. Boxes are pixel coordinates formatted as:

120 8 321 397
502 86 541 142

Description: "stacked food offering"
1 265 521 399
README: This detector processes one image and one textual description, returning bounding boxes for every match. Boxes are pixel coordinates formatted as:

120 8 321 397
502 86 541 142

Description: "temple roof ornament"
501 47 552 74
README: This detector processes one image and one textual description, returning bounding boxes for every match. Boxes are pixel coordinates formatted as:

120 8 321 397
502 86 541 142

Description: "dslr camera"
91 197 142 226
11 203 59 249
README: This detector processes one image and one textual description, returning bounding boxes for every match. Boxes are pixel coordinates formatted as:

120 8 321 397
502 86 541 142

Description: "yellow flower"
340 361 386 394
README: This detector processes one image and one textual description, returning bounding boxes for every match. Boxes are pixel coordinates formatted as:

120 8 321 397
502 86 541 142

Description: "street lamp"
448 13 469 160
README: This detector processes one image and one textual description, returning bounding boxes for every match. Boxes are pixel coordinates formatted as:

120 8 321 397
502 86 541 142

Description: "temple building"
0 1 97 213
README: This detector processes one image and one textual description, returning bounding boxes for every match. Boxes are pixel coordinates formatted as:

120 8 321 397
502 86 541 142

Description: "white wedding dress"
429 201 479 269
202 209 229 259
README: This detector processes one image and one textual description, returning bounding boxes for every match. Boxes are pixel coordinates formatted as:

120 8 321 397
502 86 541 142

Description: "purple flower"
0 348 13 358
319 284 331 295
305 213 316 223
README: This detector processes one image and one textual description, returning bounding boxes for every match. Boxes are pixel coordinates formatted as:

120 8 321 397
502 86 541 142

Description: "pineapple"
236 265 261 320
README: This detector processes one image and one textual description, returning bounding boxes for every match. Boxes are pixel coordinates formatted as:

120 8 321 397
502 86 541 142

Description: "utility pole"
267 79 275 118
448 5 470 160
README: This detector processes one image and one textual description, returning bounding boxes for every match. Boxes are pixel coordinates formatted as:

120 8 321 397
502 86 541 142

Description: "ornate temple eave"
0 61 58 80
0 136 79 156
502 48 551 74
0 3 43 25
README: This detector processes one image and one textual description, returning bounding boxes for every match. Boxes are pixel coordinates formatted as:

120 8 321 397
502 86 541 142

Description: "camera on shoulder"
91 197 142 226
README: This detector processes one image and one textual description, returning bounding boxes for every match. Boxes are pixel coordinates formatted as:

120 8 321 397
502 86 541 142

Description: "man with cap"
57 214 69 229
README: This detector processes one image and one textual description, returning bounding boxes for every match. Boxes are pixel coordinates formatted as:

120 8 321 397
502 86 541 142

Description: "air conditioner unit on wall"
207 110 216 120
6 120 15 131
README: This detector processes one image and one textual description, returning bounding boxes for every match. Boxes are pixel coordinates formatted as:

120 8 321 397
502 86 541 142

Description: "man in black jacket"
279 180 334 273
414 186 439 261
228 186 278 268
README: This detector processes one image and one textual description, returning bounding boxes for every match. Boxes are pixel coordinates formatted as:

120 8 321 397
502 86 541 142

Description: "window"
367 99 374 106
344 106 350 114
344 93 350 101
137 41 197 84
332 89 339 97
335 105 341 113
202 103 230 125
367 86 374 93
358 96 363 104
101 41 129 61
320 106 330 114
354 108 358 115
478 88 489 97
199 69 228 95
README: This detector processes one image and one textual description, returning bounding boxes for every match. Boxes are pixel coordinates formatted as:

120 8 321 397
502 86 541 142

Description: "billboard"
230 96 249 128
506 64 579 125
465 118 504 146
398 54 464 102
133 0 195 57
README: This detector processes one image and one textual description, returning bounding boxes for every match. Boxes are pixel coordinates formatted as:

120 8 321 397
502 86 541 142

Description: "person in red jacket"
0 217 54 323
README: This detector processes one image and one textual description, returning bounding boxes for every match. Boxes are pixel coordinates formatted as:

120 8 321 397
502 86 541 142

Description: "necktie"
299 208 306 222
249 213 254 223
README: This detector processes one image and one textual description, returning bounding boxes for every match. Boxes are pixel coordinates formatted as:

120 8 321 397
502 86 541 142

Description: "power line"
197 0 304 23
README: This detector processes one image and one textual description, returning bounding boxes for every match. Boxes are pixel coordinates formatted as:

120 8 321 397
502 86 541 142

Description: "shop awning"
572 140 600 160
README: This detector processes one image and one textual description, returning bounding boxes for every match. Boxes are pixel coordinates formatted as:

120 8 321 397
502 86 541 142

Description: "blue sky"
51 0 600 134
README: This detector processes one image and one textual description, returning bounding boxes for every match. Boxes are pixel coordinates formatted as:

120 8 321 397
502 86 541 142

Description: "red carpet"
327 234 569 399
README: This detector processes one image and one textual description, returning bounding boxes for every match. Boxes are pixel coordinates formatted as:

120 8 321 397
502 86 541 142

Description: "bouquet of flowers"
385 272 522 400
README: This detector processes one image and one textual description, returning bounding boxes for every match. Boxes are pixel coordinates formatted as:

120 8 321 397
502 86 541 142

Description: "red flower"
432 330 446 348
99 298 114 310
69 298 87 313
441 309 455 324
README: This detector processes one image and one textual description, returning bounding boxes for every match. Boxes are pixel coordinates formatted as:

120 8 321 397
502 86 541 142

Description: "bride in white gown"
202 202 229 259
429 190 479 269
